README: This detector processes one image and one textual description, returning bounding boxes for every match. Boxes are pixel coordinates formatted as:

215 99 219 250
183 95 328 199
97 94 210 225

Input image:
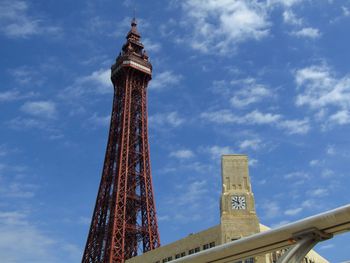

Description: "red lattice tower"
82 19 160 263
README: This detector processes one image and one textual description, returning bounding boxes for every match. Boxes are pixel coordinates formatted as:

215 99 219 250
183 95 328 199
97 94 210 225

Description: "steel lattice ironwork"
82 19 160 263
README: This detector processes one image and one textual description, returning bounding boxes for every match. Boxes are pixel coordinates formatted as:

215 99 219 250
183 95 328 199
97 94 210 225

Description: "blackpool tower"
82 18 161 263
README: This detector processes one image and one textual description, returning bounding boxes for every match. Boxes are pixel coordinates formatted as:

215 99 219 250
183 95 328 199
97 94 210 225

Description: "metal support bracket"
277 228 333 263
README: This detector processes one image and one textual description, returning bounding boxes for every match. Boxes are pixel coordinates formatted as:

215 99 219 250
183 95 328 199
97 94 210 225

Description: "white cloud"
295 64 350 126
143 38 162 52
158 161 213 175
179 0 270 53
177 0 308 53
78 69 111 93
87 113 110 127
0 211 26 225
230 79 273 108
177 180 208 205
326 145 336 155
329 110 350 125
342 6 350 17
321 169 335 178
202 109 310 135
201 109 237 124
309 159 320 167
245 110 281 124
284 207 303 216
283 10 302 25
0 210 79 263
77 216 91 226
149 111 185 128
165 180 213 224
8 117 47 130
205 145 234 160
284 171 310 180
0 211 55 262
61 244 81 262
211 80 232 96
261 200 281 219
301 199 315 209
157 215 171 222
62 69 112 98
291 27 321 38
169 149 194 159
278 119 310 134
0 0 61 38
0 89 36 102
9 66 41 85
309 188 329 197
295 65 332 88
267 0 302 8
0 163 38 199
20 101 57 119
149 71 182 90
0 182 36 198
249 158 258 166
183 161 214 173
0 145 7 157
201 109 281 125
0 90 20 102
168 180 208 209
239 139 261 150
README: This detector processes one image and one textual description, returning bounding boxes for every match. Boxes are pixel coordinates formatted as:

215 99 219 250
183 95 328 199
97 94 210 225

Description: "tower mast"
82 19 160 263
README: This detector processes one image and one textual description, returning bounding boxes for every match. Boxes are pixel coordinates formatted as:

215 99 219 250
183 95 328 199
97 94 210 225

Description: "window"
236 259 254 263
161 257 173 263
271 252 278 263
181 252 186 257
189 249 195 255
175 254 181 259
194 247 200 253
203 242 215 250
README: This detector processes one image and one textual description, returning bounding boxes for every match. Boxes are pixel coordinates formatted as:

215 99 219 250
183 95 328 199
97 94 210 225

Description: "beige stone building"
127 155 328 263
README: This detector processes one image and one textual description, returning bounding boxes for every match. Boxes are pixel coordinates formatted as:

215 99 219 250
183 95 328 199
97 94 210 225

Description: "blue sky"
1 0 350 262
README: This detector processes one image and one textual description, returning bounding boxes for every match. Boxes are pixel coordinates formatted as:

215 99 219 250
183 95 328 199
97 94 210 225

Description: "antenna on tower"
131 6 137 27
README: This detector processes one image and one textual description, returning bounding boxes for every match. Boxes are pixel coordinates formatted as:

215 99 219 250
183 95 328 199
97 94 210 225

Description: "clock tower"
220 155 260 243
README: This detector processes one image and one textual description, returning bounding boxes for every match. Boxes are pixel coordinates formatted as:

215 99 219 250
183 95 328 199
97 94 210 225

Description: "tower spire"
127 16 140 41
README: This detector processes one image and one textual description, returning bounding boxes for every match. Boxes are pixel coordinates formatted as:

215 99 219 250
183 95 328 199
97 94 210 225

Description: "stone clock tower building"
126 154 328 263
220 155 260 243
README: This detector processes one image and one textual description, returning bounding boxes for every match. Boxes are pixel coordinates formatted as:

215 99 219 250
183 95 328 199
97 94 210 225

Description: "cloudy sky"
1 0 350 262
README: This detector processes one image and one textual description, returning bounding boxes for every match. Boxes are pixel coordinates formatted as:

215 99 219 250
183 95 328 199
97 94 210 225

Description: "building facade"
126 155 328 263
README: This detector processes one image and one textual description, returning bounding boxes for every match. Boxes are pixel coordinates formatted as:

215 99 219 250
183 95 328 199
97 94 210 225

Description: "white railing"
172 204 350 263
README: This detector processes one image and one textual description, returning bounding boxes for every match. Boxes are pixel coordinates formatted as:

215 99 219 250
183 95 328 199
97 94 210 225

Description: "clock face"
231 195 246 210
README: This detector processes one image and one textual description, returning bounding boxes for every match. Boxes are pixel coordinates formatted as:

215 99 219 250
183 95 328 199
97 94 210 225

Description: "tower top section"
127 17 141 40
111 18 152 78
221 155 252 195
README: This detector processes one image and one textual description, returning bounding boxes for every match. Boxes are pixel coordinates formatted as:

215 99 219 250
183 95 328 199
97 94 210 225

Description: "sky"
0 0 350 262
